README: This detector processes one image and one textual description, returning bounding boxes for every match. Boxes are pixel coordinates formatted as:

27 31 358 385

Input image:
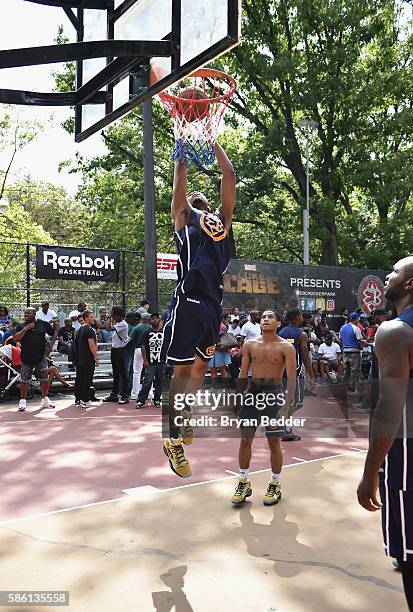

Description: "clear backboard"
76 0 241 142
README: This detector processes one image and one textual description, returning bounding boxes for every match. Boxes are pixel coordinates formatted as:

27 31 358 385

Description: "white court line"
225 470 238 475
0 450 365 526
291 457 307 462
349 447 367 452
0 414 160 424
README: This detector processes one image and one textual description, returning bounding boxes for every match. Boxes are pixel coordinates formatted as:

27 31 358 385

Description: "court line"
349 447 367 452
0 414 160 424
0 450 365 527
225 469 238 475
291 457 307 462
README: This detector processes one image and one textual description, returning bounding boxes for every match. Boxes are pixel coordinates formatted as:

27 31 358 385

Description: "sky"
0 0 107 195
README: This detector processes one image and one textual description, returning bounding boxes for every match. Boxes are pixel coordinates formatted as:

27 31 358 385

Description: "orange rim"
159 68 237 104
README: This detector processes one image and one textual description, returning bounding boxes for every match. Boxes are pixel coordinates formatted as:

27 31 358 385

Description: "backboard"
76 0 241 142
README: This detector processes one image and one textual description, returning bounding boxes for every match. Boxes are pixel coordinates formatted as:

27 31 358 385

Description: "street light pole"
298 118 317 266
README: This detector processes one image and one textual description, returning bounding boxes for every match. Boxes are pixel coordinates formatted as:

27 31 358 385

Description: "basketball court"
0 394 405 611
0 1 408 610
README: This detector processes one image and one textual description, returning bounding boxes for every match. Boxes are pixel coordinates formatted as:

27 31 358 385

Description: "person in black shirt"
73 310 100 407
136 313 165 409
57 319 75 355
14 307 58 412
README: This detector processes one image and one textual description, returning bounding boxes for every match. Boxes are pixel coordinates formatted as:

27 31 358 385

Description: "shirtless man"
231 310 297 506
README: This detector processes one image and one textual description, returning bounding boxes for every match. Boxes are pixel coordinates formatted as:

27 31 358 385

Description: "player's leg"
18 364 32 411
231 432 255 505
136 365 156 408
263 436 283 505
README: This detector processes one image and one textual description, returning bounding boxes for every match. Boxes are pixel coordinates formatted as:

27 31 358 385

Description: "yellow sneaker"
231 479 252 505
163 438 192 478
181 409 193 445
263 481 281 505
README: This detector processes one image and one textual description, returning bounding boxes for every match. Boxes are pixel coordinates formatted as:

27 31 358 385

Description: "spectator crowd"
0 297 391 411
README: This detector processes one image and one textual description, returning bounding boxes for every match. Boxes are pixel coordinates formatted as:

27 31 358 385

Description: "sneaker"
282 431 301 441
81 400 102 408
136 400 145 409
263 481 282 506
163 439 192 478
231 479 252 505
41 397 55 409
181 409 193 445
392 558 401 572
328 371 337 383
74 399 81 406
103 394 118 402
118 396 129 405
154 400 161 407
18 399 26 412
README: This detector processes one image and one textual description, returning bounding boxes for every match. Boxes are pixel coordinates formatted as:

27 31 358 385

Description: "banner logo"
157 253 178 280
357 275 385 314
36 245 120 282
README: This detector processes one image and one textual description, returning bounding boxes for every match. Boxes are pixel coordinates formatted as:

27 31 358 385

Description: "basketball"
176 86 209 122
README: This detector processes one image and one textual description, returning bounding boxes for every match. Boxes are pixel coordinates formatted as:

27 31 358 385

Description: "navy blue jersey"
173 208 231 305
384 306 413 490
278 325 303 376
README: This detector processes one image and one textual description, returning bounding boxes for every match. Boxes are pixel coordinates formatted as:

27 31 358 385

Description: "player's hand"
143 361 150 369
95 357 100 367
357 472 382 511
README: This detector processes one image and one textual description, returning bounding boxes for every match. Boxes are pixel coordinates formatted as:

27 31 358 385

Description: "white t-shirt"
318 342 341 361
228 325 241 337
112 320 129 348
36 309 57 322
241 321 261 342
69 310 81 330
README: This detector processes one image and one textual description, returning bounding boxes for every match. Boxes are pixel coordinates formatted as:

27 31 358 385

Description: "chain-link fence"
0 242 151 322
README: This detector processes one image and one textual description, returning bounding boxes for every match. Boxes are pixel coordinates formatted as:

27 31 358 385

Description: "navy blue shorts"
160 293 221 365
380 474 413 562
239 383 286 438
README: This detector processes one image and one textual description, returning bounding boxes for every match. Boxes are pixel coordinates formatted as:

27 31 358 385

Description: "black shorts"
160 293 221 365
239 383 286 438
380 474 413 562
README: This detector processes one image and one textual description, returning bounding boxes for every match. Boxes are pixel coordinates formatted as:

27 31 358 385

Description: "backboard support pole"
143 98 159 313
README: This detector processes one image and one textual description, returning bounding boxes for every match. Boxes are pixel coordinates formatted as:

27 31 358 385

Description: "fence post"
143 98 159 312
122 251 127 311
26 243 30 307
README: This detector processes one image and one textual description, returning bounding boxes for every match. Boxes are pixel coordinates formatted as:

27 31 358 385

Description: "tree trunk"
318 217 338 265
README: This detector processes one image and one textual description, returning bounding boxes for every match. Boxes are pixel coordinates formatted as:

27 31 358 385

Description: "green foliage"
50 1 413 269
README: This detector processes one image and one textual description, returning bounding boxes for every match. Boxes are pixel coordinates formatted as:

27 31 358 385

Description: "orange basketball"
176 86 209 122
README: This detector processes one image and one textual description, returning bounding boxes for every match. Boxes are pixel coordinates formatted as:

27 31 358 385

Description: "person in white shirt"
36 301 57 323
69 302 87 330
103 306 130 404
228 318 242 337
318 335 343 380
240 311 261 345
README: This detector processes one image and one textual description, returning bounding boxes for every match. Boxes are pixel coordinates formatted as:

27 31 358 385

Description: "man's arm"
13 323 34 343
236 341 252 396
87 337 99 366
283 343 298 414
357 322 410 511
215 142 236 230
171 161 190 231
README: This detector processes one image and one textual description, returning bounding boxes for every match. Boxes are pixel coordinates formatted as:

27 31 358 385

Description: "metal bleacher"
51 343 114 387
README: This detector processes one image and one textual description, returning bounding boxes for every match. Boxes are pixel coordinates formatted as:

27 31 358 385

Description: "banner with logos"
36 245 120 282
157 253 179 280
223 260 388 330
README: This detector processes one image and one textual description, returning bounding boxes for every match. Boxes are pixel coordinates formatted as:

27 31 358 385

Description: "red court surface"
0 393 369 524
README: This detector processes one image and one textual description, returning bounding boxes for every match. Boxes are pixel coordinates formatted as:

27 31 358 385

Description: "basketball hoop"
159 68 237 166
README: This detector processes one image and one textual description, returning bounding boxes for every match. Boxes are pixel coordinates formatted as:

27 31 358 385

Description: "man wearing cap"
339 312 365 393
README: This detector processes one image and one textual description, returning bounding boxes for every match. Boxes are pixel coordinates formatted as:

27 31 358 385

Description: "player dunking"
231 310 297 506
161 142 236 477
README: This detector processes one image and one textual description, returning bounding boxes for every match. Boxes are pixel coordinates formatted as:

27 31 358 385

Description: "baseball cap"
349 312 360 320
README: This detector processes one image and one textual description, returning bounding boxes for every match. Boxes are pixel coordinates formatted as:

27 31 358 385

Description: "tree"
220 0 413 265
